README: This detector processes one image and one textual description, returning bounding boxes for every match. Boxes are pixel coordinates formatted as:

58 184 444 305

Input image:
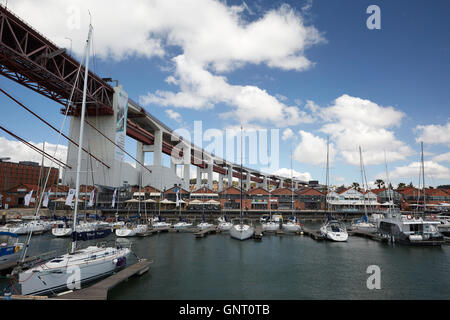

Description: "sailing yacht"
0 232 24 264
320 137 348 242
13 24 131 296
350 147 377 233
217 215 233 231
230 127 254 240
282 149 301 233
262 190 279 231
173 188 193 230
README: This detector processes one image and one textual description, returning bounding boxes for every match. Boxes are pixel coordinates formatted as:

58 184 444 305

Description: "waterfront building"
271 188 295 211
219 186 243 210
295 187 326 210
0 161 59 193
326 187 380 212
398 187 450 210
247 187 270 210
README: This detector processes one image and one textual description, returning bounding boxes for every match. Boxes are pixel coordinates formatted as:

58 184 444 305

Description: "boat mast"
421 141 426 212
71 23 93 254
384 150 394 215
240 126 243 226
359 146 368 217
325 136 329 214
291 145 294 218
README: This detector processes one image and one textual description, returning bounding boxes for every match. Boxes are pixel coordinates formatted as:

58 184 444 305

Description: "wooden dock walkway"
54 259 151 300
348 230 389 243
137 226 171 236
303 228 325 241
194 227 219 238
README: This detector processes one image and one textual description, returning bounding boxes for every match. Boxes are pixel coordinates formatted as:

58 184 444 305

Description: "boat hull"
230 225 254 240
18 247 130 296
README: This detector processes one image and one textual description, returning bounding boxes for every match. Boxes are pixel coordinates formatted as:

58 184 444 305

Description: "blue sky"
0 0 449 187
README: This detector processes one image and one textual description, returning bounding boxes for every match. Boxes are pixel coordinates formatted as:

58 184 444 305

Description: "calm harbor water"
2 222 449 300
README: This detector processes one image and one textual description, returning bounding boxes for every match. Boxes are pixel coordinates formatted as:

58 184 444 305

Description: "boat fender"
407 214 413 220
430 214 437 220
14 245 20 253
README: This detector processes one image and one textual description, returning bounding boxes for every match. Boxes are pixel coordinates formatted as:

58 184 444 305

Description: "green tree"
351 182 360 190
397 182 406 189
375 179 385 189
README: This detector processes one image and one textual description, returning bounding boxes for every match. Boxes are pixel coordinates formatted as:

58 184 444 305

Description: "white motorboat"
152 221 172 228
320 218 348 242
262 221 279 231
377 214 444 245
197 221 214 230
435 216 450 237
12 24 133 296
51 224 72 237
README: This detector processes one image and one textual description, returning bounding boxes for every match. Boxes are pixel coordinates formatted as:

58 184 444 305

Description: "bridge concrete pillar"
219 174 224 191
294 181 299 190
136 141 145 184
196 166 202 188
207 160 213 190
263 176 268 190
170 159 177 174
227 165 233 189
153 129 162 167
245 171 251 191
183 164 190 191
279 178 284 189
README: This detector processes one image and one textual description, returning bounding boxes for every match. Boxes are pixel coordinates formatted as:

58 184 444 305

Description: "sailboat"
0 232 24 264
216 182 232 231
282 148 301 233
197 188 214 230
173 187 193 230
12 23 131 296
116 171 148 237
350 147 377 233
229 127 254 240
319 137 348 242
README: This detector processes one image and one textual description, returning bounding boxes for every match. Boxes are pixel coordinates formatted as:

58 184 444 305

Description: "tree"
408 182 414 188
397 182 406 189
375 179 385 189
351 182 360 190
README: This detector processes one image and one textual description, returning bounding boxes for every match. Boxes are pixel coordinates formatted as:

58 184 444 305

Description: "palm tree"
351 182 360 190
397 182 406 189
375 179 385 189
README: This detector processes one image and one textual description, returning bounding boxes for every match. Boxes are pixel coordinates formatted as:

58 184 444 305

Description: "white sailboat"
262 190 279 231
13 23 131 296
217 216 233 231
173 187 193 230
320 137 348 242
350 147 377 233
230 126 254 240
282 148 301 233
0 232 24 264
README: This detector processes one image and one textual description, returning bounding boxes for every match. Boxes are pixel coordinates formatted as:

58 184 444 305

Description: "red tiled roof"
271 187 294 195
247 187 270 195
296 187 325 196
165 186 189 194
219 186 242 195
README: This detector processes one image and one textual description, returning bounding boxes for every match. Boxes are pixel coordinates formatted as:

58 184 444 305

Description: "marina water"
2 222 449 299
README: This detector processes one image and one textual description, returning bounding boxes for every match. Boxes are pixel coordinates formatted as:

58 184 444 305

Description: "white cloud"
293 130 336 166
382 161 450 181
0 137 67 169
165 109 182 123
415 120 450 146
270 168 312 182
282 128 294 141
317 94 414 165
432 152 450 163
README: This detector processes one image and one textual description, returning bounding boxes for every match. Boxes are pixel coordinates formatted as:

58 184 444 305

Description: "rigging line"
83 118 152 175
0 88 110 169
0 125 70 168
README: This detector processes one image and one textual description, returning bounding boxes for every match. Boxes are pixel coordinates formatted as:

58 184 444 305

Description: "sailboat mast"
421 141 426 211
72 24 93 254
291 146 294 217
359 146 368 216
325 136 329 213
240 126 243 225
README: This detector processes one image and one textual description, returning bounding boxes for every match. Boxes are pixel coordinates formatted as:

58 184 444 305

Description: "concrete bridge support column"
294 181 299 190
263 176 268 190
207 160 213 190
245 172 251 191
228 165 233 189
219 174 224 191
183 163 190 190
196 166 202 188
153 130 162 167
136 141 145 184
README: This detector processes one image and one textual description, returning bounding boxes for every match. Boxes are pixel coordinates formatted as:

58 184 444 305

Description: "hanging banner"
42 190 50 208
65 189 75 206
112 188 117 208
88 189 95 207
24 190 33 206
114 87 129 161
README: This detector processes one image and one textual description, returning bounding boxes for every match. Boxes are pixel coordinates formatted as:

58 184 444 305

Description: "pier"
194 227 220 238
347 230 389 243
53 259 151 300
253 225 263 240
303 228 325 241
